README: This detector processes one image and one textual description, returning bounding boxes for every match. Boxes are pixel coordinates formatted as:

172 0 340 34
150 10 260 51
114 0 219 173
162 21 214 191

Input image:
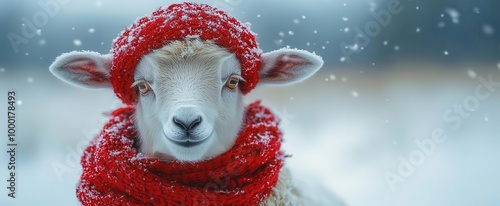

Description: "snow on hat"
111 2 261 105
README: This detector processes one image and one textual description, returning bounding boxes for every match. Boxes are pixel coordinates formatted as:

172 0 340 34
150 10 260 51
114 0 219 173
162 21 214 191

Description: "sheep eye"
226 75 240 90
137 82 150 95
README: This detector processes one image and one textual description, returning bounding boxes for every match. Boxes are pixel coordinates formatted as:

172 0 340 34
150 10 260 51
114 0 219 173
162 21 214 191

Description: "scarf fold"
77 101 284 206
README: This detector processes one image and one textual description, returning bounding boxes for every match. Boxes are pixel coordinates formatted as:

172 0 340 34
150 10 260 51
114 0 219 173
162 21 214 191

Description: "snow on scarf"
77 101 285 205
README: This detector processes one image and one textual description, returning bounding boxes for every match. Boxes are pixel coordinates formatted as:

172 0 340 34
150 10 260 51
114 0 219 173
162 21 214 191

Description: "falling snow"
369 2 376 11
416 28 420 33
89 28 95 33
16 100 22 105
39 39 46 45
73 39 82 46
348 44 359 51
444 51 449 55
342 17 349 21
340 57 346 62
482 24 494 35
288 31 294 35
329 74 336 81
293 19 300 24
467 69 477 79
383 41 388 46
394 45 400 51
473 7 480 14
0 68 5 72
27 77 34 83
445 8 460 24
351 91 359 98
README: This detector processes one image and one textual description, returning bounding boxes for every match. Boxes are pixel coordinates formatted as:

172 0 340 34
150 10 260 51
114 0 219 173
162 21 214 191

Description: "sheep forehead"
137 39 235 79
149 39 232 63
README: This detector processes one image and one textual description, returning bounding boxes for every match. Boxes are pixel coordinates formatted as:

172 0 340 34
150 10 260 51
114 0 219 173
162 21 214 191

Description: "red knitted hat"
111 3 261 105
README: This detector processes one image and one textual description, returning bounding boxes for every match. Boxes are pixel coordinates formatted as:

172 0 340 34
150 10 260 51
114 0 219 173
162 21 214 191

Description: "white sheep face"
49 38 323 162
133 40 245 161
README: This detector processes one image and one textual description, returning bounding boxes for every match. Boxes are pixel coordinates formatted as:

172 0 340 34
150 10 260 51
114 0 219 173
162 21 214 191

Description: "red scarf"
76 101 284 205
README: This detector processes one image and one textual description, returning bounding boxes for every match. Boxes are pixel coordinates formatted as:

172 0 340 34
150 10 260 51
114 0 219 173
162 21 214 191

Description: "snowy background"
1 0 500 205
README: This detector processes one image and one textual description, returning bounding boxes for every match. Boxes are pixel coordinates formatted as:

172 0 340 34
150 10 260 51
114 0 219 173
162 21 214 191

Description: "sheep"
49 3 344 206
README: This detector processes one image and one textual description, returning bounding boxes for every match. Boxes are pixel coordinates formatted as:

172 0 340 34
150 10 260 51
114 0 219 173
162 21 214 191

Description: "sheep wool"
77 101 285 205
111 2 261 105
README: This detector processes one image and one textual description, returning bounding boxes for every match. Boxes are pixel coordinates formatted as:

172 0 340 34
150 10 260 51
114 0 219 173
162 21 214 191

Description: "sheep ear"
258 48 323 86
49 51 113 89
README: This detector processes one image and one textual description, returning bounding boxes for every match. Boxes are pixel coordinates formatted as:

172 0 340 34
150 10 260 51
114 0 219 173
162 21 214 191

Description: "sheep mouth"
164 129 214 148
166 130 213 148
168 137 208 147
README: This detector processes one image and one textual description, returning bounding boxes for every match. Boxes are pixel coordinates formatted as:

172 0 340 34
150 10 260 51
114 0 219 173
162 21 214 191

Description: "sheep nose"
173 116 202 131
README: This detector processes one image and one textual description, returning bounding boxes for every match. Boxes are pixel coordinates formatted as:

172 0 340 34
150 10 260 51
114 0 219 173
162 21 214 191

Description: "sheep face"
134 40 245 161
49 39 323 162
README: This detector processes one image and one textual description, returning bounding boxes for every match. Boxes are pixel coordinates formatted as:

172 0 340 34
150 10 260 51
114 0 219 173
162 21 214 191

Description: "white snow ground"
1 62 500 205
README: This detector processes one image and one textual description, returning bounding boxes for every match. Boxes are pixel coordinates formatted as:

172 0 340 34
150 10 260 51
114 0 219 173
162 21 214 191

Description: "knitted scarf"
76 101 284 205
